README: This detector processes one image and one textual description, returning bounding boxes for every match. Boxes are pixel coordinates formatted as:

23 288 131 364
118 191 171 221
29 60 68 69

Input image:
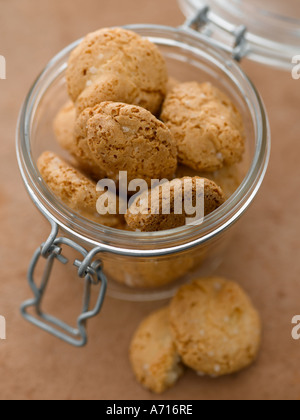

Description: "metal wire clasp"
21 220 107 347
181 4 248 62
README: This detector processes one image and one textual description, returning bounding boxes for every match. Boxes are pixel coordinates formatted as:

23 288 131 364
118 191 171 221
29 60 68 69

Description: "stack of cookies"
130 277 262 394
38 27 246 232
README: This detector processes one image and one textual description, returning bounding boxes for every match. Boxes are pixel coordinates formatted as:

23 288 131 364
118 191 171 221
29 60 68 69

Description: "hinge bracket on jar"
20 219 107 347
181 5 248 62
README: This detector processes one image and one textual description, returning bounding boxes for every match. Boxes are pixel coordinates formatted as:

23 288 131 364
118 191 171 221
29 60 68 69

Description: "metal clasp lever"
184 5 209 31
21 222 107 347
182 4 248 62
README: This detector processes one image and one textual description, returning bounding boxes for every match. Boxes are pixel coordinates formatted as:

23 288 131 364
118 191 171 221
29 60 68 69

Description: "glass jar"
16 15 273 345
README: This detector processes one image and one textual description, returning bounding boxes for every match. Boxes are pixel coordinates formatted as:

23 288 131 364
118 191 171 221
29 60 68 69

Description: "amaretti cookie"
53 101 76 153
176 163 246 200
75 102 178 184
67 28 168 115
166 77 179 94
125 176 225 232
130 307 184 394
169 277 262 377
103 252 199 289
37 151 124 228
53 101 107 179
161 82 245 172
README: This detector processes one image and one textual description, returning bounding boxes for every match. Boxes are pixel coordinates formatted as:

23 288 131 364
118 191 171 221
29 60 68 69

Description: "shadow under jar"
17 20 273 346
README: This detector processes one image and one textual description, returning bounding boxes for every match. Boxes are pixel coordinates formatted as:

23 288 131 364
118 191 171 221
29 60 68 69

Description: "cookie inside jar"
36 26 251 290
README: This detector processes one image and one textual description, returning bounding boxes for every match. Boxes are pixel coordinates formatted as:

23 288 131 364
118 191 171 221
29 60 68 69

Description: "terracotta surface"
0 0 299 401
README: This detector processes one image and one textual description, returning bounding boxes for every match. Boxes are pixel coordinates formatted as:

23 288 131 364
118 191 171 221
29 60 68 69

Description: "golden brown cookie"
130 307 184 394
75 102 178 184
211 165 246 200
53 101 106 179
37 151 124 228
53 101 76 153
166 77 179 94
169 277 262 377
67 28 168 115
103 253 198 289
176 163 246 200
161 82 245 172
125 177 225 232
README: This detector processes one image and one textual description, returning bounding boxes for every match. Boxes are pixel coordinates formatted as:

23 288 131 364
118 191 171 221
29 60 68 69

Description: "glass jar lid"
179 0 300 69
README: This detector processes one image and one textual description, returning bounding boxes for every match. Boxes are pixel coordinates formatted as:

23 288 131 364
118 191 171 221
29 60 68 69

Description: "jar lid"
178 0 300 69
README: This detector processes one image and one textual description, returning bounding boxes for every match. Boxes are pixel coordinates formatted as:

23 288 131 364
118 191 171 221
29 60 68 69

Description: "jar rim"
16 24 270 257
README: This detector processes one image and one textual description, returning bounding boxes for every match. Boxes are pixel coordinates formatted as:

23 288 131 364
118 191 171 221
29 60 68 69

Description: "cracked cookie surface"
161 82 245 172
75 101 178 184
130 307 184 394
125 176 225 232
176 163 246 200
37 151 124 228
169 277 262 377
67 28 168 115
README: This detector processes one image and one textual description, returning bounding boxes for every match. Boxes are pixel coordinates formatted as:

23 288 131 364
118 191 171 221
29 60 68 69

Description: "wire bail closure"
20 219 107 347
181 4 248 62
